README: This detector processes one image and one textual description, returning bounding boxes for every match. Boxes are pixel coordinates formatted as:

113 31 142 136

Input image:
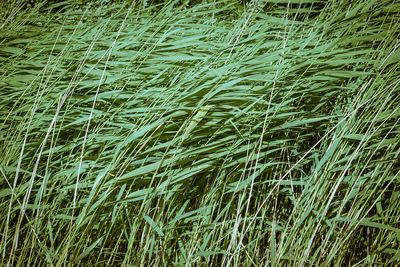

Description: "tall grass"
1 0 399 265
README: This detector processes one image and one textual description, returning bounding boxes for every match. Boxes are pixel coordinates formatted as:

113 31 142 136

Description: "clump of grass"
1 0 399 265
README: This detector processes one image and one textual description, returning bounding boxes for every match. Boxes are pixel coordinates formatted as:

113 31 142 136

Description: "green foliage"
1 0 400 266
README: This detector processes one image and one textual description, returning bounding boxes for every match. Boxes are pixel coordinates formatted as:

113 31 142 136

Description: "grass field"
1 0 400 265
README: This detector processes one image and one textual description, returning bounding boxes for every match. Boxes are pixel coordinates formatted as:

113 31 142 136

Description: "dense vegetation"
1 0 400 265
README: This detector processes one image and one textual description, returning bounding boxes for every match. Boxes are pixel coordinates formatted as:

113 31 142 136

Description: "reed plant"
1 0 399 265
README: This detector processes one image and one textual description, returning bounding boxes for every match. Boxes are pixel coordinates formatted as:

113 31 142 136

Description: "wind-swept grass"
1 0 400 265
